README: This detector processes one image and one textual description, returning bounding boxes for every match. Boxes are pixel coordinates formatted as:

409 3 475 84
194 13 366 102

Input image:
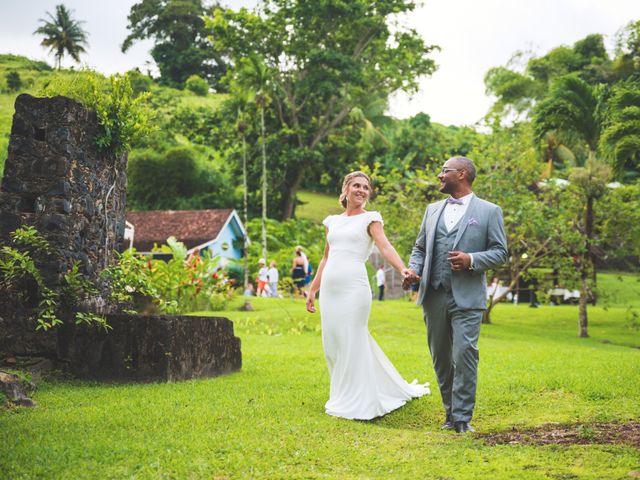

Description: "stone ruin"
0 94 241 383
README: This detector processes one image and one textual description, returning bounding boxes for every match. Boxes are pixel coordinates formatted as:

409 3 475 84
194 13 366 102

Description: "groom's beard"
439 182 452 194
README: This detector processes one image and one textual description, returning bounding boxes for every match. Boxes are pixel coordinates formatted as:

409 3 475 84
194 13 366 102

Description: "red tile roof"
126 209 235 252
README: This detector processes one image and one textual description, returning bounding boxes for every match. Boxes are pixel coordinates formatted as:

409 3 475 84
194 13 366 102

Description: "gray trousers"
423 286 483 422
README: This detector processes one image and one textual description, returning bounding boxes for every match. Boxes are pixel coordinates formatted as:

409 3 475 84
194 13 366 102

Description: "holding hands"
401 268 420 290
401 251 471 290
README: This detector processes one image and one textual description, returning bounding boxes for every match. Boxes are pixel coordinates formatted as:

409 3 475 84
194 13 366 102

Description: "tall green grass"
1 297 638 479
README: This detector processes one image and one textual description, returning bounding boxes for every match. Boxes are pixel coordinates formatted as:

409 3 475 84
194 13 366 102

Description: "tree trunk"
578 273 589 337
242 134 248 288
591 266 597 306
578 196 593 338
260 107 267 260
586 194 597 306
482 301 494 324
280 164 307 220
544 146 553 178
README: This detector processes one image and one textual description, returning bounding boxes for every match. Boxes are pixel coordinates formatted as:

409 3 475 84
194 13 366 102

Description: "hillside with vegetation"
1 2 639 478
0 5 638 333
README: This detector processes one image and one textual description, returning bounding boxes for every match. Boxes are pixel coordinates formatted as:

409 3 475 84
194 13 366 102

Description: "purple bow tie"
446 197 463 205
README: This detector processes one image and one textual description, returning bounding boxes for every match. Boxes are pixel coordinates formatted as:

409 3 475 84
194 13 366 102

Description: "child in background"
257 259 269 296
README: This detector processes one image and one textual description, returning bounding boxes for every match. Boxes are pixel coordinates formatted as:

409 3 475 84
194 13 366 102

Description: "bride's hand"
306 290 317 313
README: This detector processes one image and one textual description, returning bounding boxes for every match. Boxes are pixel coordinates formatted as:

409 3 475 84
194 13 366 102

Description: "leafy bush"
126 68 154 96
5 71 21 91
102 238 235 314
169 106 219 145
0 226 109 332
127 145 238 211
39 70 155 156
185 74 209 96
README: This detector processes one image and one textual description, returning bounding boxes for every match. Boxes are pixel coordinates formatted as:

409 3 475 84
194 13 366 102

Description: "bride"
306 171 429 420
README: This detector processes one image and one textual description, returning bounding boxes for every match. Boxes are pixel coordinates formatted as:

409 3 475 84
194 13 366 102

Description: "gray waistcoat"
429 210 460 291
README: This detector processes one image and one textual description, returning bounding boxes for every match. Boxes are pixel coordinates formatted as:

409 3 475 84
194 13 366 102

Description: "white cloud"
388 0 638 125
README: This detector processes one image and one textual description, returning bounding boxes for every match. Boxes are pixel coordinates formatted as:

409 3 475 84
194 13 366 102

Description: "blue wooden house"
125 209 248 264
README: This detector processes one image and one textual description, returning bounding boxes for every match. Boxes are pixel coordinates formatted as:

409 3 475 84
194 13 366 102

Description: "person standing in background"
257 259 269 297
376 264 386 301
295 245 309 273
268 261 279 298
291 251 307 298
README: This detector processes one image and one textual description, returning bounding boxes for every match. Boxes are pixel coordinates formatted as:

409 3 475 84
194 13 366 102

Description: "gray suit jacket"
408 195 508 309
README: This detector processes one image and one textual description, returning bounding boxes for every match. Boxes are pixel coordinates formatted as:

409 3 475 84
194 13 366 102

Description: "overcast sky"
1 1 637 126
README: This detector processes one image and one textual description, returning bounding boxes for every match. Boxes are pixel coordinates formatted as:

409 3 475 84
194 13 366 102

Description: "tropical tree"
349 95 393 150
539 131 576 177
612 19 640 81
470 124 576 324
33 4 89 69
209 0 438 219
484 33 615 124
532 74 610 337
122 0 228 89
233 55 272 260
598 183 640 267
568 160 611 337
532 74 604 161
227 72 257 287
600 81 640 180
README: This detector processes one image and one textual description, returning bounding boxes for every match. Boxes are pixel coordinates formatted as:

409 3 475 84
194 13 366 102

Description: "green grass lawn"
296 190 343 223
179 92 228 110
1 296 639 479
597 271 640 308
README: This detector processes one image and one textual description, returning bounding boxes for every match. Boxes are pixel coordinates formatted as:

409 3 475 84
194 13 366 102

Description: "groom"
402 156 508 433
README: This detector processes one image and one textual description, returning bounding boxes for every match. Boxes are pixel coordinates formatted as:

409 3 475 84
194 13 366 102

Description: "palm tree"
532 74 609 337
600 81 640 180
229 88 252 288
540 131 576 177
533 75 604 160
349 96 393 147
34 4 89 69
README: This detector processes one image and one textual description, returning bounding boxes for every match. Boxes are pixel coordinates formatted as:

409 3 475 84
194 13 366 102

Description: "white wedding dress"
320 211 430 420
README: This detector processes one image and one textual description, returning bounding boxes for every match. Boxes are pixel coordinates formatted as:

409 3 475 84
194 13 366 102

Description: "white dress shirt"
443 192 474 232
443 192 475 269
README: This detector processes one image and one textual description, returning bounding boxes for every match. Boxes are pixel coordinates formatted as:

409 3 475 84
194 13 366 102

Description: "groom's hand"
401 268 420 290
448 251 471 271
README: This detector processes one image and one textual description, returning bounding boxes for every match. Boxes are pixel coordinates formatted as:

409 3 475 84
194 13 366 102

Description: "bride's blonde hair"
339 171 373 208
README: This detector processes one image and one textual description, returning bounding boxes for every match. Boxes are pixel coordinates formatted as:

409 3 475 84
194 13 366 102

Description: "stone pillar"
0 94 127 287
0 94 127 356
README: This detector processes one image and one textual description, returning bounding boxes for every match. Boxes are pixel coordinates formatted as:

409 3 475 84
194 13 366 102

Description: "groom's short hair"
450 156 476 185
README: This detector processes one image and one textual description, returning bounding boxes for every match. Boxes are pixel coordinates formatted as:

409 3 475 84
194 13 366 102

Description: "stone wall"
58 314 242 382
0 94 243 382
0 94 127 288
